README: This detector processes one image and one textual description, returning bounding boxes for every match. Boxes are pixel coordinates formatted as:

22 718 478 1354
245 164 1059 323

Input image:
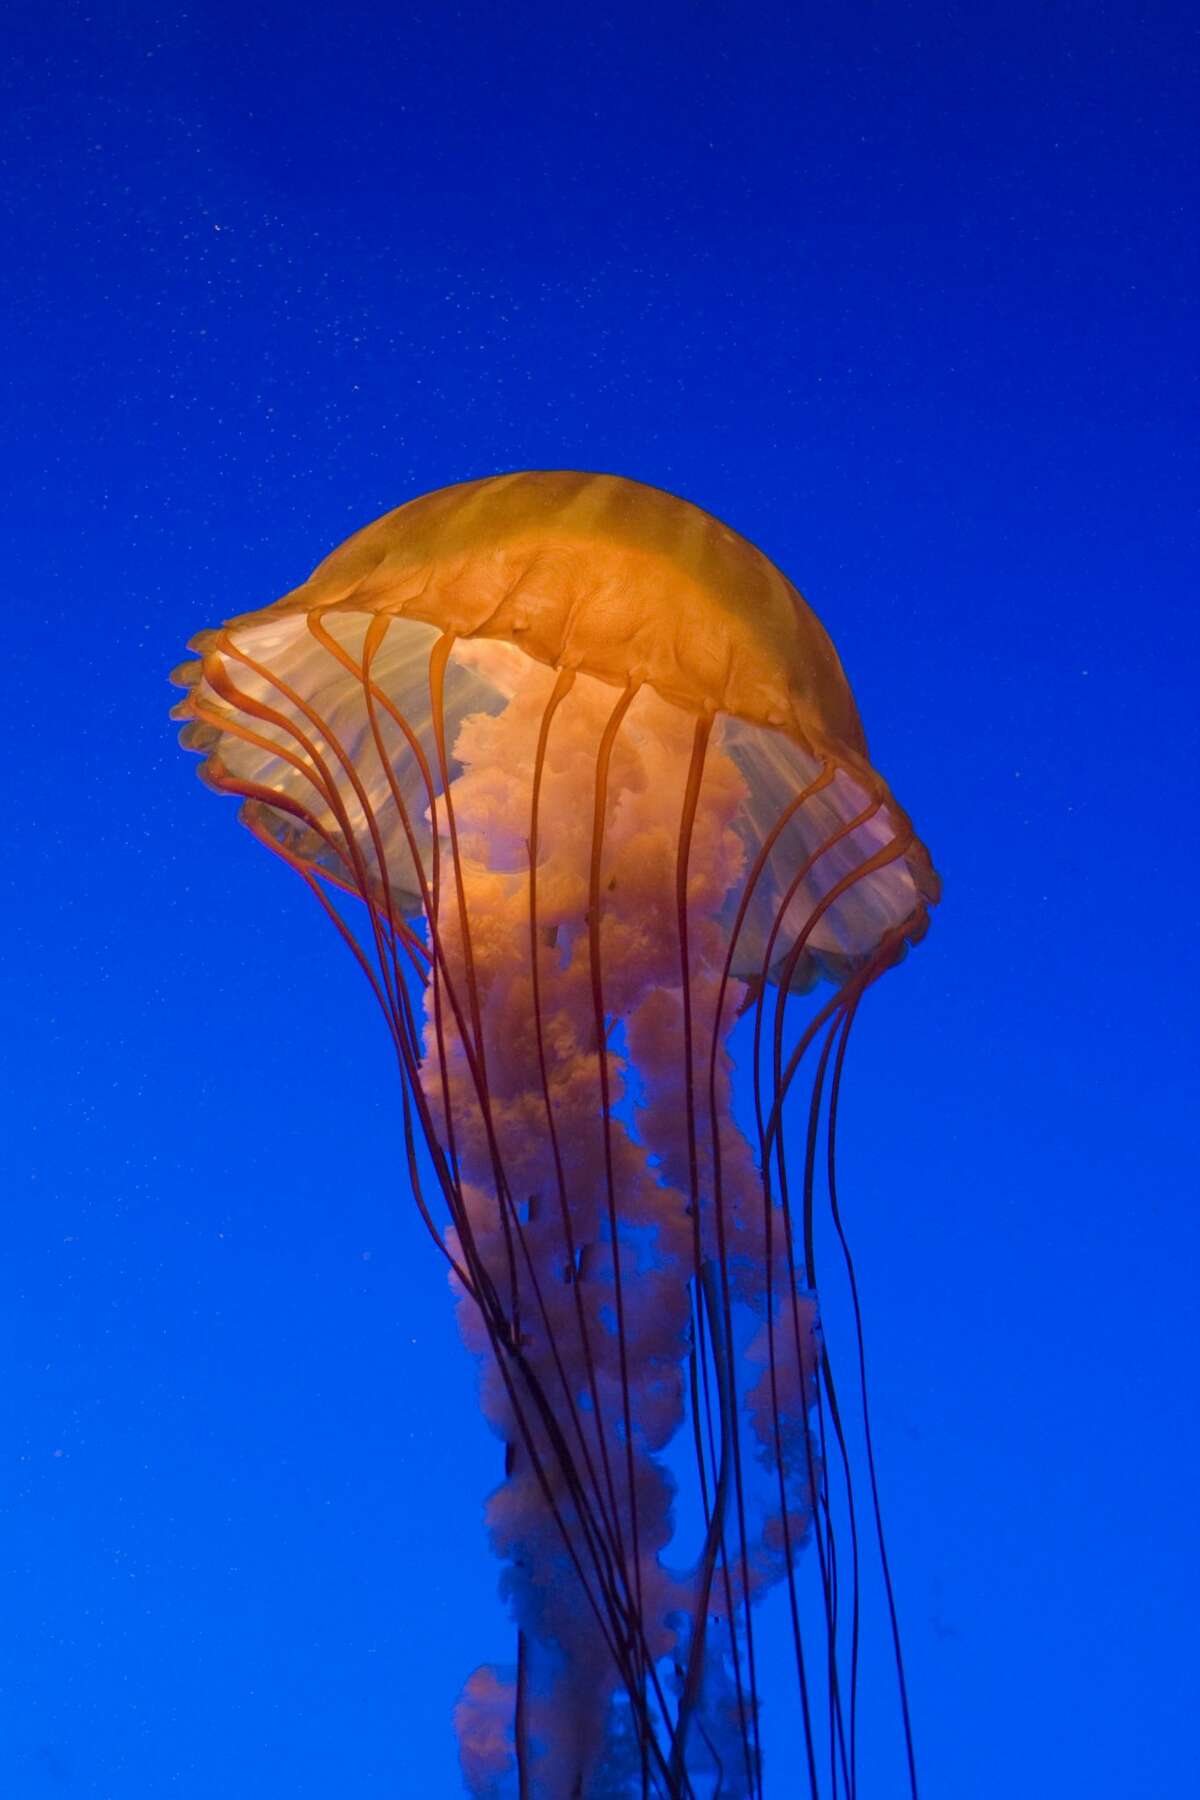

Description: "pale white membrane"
186 613 509 905
185 615 920 989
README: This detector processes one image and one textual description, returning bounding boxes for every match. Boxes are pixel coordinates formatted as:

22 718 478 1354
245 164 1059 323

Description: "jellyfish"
170 472 938 1799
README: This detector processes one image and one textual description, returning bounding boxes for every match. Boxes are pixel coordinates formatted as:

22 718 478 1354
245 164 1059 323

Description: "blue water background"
2 3 1196 1794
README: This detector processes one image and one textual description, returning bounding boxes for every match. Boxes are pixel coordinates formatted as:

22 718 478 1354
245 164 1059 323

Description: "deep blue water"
2 2 1196 1794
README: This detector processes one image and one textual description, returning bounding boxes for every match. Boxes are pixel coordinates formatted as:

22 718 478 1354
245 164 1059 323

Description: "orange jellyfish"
171 472 938 1799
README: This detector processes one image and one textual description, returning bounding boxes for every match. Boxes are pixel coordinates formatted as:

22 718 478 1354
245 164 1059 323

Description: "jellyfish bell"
171 471 938 1799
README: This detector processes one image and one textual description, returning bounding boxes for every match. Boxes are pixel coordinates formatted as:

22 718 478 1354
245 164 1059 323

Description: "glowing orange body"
172 474 936 1799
